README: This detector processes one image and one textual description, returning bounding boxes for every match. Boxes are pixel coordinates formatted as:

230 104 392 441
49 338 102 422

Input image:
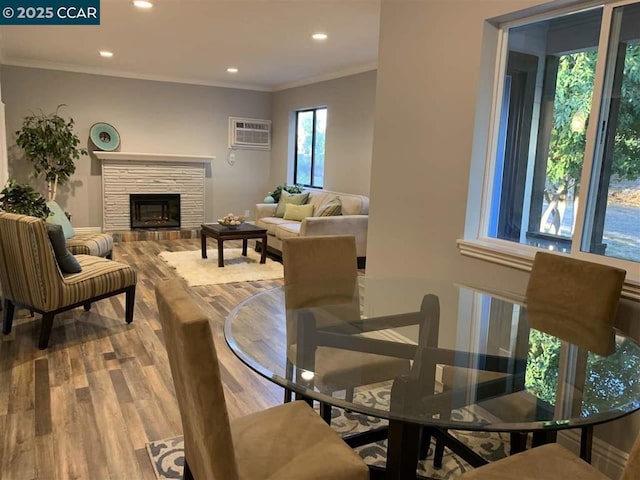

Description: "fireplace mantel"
94 151 215 163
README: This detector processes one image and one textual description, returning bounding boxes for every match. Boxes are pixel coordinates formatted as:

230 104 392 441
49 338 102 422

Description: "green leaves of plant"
0 180 50 219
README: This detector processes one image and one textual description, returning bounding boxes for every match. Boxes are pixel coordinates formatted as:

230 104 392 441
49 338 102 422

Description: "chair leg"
419 427 431 460
2 299 15 334
345 387 354 403
125 286 136 324
183 457 195 480
434 438 445 468
320 402 333 424
83 303 91 312
39 312 55 349
510 432 528 455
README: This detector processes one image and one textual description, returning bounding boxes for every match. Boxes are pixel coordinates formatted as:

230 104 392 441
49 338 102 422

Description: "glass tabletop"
224 277 640 432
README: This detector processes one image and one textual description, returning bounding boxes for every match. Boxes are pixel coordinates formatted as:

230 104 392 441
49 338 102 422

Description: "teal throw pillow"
45 223 82 274
46 201 75 239
275 190 309 218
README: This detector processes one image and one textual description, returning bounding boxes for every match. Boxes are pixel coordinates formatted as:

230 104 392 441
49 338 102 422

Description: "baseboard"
557 429 627 478
73 227 103 234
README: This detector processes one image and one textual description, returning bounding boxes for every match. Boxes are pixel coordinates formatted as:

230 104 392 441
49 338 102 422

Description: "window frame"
293 106 326 188
459 0 640 300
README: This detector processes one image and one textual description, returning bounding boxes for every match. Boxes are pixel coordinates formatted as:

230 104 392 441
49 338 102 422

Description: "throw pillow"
45 223 82 274
283 203 315 221
275 190 310 218
46 201 75 239
316 196 342 216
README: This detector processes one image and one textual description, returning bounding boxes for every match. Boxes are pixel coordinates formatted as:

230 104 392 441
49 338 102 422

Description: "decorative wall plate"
90 122 120 151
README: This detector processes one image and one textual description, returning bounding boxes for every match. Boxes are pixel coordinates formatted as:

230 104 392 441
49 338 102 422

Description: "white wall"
1 66 272 227
271 71 376 196
369 0 640 460
0 67 7 190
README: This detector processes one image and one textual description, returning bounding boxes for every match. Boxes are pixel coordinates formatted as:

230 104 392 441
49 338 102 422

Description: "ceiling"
0 0 380 92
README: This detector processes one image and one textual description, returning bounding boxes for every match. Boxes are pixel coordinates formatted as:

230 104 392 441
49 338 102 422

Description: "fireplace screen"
130 194 181 229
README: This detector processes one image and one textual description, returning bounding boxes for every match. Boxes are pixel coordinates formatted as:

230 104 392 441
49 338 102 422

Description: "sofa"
255 188 369 265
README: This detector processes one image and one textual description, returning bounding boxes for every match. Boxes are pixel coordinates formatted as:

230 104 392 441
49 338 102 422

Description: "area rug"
146 389 509 479
158 248 283 286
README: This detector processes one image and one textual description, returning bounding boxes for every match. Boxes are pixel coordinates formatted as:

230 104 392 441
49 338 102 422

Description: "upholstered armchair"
282 235 411 422
155 279 369 480
47 200 114 258
0 212 136 349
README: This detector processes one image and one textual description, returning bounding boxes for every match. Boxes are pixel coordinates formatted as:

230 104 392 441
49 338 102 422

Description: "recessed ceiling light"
226 67 238 74
133 1 153 8
312 33 328 40
99 51 113 58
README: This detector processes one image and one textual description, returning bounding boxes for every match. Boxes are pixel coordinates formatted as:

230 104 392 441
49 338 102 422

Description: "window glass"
583 3 640 262
295 107 326 188
489 8 603 252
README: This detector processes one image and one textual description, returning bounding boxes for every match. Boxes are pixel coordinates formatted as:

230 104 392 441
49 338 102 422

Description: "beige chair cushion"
459 443 609 479
155 279 369 480
283 236 410 392
232 400 368 480
526 251 626 355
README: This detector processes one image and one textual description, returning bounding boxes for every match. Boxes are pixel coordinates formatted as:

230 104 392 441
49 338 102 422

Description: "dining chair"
435 251 627 465
155 279 369 480
458 431 640 479
282 235 411 422
526 250 626 355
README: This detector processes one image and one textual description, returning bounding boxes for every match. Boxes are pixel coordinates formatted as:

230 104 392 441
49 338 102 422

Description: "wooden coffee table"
200 223 268 267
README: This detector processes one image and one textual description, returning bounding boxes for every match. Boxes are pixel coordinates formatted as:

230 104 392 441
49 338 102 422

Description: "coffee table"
200 223 267 267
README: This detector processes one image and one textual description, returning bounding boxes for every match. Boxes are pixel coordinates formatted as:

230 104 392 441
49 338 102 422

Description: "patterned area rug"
158 248 283 286
146 389 509 479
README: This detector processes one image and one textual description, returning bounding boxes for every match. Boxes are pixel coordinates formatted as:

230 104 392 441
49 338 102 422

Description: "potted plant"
269 184 304 203
0 180 50 219
15 105 87 202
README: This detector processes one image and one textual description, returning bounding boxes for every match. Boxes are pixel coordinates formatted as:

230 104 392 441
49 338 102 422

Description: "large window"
294 107 326 188
480 2 640 268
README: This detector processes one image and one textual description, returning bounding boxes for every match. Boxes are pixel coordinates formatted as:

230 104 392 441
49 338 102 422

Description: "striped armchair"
0 212 137 349
67 233 114 258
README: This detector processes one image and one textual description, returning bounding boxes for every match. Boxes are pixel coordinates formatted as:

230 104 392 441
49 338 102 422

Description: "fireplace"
130 194 181 229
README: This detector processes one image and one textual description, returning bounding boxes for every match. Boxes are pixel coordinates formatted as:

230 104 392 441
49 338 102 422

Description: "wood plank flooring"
0 239 284 480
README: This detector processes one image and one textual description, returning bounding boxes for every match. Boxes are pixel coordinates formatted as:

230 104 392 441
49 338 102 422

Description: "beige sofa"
255 189 369 264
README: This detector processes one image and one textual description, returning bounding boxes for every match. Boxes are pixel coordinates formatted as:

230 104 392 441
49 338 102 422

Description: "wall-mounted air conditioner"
228 117 271 150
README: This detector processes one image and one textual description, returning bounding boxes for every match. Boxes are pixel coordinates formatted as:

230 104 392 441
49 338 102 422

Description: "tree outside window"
487 3 640 264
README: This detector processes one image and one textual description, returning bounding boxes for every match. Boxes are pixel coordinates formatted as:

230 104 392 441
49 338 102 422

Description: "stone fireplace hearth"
96 152 214 231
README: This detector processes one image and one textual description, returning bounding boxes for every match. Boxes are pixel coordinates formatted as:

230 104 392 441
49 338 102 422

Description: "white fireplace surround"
95 152 214 231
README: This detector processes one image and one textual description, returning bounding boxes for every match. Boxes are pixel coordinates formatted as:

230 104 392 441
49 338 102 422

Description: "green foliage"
548 45 640 192
525 330 561 403
270 184 304 202
0 180 50 219
15 105 87 201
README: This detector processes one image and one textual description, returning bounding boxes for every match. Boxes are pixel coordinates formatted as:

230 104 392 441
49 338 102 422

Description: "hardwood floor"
0 239 284 479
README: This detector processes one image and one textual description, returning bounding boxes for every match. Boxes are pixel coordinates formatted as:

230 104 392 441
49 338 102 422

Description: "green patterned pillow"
275 190 309 218
316 196 342 216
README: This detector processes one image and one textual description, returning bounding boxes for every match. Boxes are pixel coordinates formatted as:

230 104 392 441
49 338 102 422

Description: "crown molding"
271 61 377 92
1 57 378 93
0 58 272 92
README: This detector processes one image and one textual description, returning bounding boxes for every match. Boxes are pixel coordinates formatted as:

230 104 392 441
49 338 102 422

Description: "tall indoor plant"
15 105 87 201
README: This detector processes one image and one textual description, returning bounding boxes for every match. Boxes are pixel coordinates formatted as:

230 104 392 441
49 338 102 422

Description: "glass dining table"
224 277 640 480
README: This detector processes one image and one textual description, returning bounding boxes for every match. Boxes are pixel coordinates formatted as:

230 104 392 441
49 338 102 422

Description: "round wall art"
89 122 121 151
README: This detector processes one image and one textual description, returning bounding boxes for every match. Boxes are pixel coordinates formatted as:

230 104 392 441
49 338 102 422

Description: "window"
477 1 640 270
294 107 326 188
